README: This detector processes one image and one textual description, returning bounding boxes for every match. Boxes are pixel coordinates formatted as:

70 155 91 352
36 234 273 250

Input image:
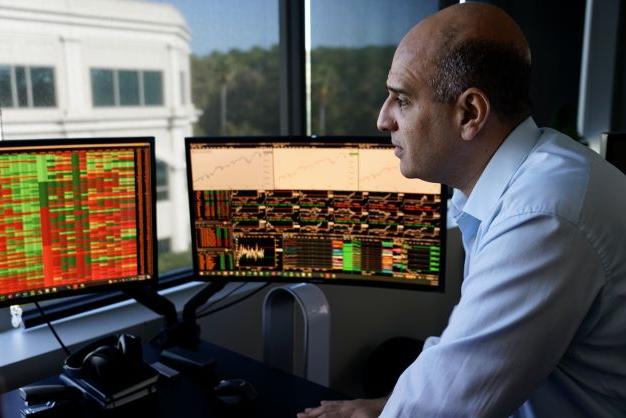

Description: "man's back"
507 127 626 417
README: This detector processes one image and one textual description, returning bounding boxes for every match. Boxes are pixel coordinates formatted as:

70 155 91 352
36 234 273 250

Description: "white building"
0 0 196 253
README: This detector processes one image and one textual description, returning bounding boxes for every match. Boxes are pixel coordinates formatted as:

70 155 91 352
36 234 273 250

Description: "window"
143 71 163 106
308 0 439 135
188 0 280 136
31 67 56 107
119 70 140 106
0 65 56 108
158 238 172 253
15 66 28 106
91 69 115 106
91 69 164 107
156 160 169 201
0 66 11 107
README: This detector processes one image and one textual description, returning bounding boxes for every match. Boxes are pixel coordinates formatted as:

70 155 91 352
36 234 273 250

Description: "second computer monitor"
186 137 446 291
0 137 157 307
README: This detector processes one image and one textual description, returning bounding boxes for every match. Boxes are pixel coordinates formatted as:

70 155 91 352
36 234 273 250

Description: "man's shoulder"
497 128 606 225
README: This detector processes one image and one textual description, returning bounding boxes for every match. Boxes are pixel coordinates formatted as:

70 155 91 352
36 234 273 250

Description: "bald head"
427 3 529 55
397 3 532 121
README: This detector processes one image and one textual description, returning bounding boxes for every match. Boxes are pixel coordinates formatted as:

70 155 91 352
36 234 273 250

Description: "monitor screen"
0 138 156 307
604 132 626 174
186 137 446 291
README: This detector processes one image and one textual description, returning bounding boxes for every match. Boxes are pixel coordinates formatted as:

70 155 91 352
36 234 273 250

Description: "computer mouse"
213 378 258 405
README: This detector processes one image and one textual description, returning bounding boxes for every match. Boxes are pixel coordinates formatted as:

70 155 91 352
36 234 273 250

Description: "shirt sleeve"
380 213 605 418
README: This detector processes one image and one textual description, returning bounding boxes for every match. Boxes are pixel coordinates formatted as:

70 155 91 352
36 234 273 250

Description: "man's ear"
455 88 490 141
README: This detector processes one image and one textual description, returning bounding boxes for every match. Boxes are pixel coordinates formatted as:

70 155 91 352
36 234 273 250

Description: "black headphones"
63 334 143 382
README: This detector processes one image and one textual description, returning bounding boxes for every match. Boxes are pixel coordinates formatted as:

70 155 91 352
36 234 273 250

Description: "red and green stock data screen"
0 140 155 306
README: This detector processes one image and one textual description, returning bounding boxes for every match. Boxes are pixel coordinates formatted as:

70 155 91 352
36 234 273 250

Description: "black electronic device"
160 345 216 376
214 378 258 405
19 385 82 404
0 137 158 308
603 132 626 174
185 136 447 291
60 334 159 409
63 334 143 381
18 384 83 417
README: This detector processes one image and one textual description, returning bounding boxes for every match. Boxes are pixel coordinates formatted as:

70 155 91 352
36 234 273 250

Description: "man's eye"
396 97 409 108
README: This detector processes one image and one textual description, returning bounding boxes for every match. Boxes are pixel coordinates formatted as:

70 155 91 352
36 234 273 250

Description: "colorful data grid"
0 148 140 299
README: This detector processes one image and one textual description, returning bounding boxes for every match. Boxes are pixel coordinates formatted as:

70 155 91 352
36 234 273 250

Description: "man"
299 3 626 418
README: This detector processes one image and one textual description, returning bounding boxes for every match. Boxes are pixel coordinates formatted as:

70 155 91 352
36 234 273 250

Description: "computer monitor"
603 132 626 174
186 137 446 291
0 137 157 307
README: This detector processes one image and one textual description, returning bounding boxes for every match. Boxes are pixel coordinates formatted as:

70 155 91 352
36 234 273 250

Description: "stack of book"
60 363 159 409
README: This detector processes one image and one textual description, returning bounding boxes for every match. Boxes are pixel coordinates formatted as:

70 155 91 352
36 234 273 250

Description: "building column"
60 36 86 120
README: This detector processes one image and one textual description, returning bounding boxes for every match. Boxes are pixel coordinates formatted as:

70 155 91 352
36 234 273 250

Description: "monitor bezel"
0 136 158 308
185 135 447 292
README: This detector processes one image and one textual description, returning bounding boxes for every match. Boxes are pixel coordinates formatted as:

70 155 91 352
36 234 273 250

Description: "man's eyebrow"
386 85 411 96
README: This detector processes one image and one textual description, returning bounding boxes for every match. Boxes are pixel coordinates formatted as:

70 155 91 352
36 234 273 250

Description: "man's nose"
377 99 397 132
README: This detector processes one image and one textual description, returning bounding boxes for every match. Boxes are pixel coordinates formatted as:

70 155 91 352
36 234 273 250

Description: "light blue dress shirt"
380 118 626 417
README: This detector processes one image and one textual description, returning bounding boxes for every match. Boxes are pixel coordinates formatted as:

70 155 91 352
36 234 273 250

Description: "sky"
151 0 439 55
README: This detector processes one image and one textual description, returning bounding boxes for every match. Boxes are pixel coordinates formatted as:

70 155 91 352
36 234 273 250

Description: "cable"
35 302 72 356
198 282 270 318
196 282 248 316
197 282 270 319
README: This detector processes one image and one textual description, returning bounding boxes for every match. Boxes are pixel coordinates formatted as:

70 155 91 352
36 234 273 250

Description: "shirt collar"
458 117 541 222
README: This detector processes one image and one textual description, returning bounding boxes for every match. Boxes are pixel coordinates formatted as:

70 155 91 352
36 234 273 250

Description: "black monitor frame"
0 137 158 308
185 135 447 292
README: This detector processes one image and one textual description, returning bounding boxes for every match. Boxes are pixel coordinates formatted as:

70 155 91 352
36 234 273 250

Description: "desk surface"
0 340 345 418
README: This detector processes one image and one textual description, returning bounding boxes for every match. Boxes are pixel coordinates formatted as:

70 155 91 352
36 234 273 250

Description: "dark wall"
612 0 626 132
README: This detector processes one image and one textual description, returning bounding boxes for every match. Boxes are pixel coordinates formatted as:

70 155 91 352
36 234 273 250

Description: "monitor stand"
125 280 226 349
124 281 227 375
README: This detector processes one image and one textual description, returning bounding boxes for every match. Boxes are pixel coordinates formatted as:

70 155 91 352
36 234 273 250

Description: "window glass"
156 160 169 201
119 70 140 106
309 0 439 135
174 0 280 135
91 69 115 107
158 238 172 253
611 1 626 131
15 66 28 107
143 71 163 106
30 67 56 107
0 66 12 107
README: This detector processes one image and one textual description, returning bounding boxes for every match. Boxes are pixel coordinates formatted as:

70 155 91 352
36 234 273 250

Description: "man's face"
377 41 457 184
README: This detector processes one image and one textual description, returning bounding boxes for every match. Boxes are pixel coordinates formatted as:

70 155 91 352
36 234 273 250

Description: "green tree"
190 44 395 136
192 46 280 136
